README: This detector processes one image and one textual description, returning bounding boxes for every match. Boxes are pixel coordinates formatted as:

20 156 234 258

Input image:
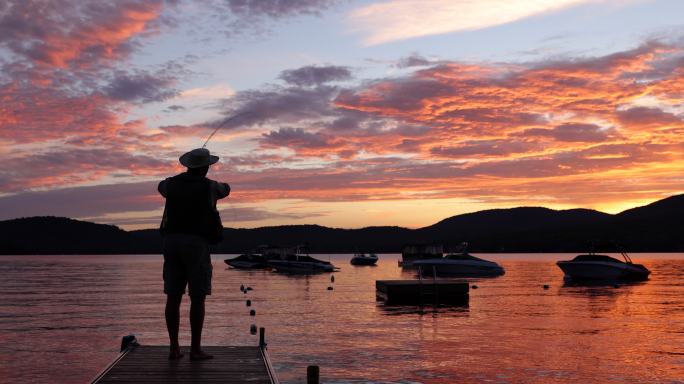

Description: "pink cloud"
0 1 164 68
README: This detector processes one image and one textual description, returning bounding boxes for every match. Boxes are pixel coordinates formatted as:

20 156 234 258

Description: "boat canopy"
571 254 624 263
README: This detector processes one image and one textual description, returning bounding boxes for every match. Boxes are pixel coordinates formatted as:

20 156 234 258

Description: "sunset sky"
1 0 683 230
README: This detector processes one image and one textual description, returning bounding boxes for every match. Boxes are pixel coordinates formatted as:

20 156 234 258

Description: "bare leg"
165 294 184 359
189 294 213 360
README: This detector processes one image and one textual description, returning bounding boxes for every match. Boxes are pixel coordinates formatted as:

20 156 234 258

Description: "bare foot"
190 350 214 360
168 347 184 360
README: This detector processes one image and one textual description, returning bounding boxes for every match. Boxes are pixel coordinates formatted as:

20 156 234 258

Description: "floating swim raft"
92 329 279 384
376 279 469 305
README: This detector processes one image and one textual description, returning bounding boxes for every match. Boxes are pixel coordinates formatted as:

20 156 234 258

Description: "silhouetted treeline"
1 194 683 254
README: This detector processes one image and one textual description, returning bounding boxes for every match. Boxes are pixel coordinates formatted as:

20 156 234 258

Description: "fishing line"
201 111 252 225
201 111 252 148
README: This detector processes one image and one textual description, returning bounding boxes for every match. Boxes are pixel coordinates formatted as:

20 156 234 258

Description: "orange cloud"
335 42 684 157
0 1 164 68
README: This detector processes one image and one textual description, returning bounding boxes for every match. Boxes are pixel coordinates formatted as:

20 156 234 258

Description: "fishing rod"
201 111 253 148
199 111 253 227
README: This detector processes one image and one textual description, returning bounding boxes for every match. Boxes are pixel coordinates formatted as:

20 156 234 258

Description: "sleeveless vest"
160 173 223 242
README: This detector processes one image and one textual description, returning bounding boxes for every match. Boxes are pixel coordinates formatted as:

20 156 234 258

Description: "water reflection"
1 253 684 383
560 280 646 293
379 304 470 317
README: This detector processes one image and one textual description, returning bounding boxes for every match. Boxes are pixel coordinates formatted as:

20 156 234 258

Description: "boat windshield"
571 254 624 263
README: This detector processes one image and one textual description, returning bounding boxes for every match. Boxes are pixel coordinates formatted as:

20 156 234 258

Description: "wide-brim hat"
179 148 219 168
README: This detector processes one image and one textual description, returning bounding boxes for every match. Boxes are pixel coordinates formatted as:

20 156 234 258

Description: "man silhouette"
158 148 230 360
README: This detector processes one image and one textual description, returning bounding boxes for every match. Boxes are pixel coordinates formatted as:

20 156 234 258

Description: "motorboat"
350 253 378 266
224 245 282 269
224 252 270 269
557 251 650 281
414 252 505 277
412 243 504 277
268 246 337 273
269 255 336 273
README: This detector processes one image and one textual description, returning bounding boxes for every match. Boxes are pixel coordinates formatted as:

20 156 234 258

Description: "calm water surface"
1 253 684 383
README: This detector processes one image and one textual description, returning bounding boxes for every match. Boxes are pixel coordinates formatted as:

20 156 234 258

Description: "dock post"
120 334 138 352
433 265 439 309
259 327 266 348
307 365 320 384
418 265 424 308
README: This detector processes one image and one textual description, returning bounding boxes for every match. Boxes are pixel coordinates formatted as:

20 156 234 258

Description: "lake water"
1 253 684 383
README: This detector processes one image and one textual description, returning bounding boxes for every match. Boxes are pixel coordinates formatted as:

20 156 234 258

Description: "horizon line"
4 192 680 232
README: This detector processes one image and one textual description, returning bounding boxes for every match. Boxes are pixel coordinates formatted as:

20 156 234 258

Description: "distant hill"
0 217 132 254
1 194 683 254
415 207 614 252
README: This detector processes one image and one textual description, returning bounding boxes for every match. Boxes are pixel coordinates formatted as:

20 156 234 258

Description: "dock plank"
94 346 275 384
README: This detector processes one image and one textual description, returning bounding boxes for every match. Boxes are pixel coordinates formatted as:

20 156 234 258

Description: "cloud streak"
104 69 178 103
221 0 342 19
279 65 352 87
348 0 602 45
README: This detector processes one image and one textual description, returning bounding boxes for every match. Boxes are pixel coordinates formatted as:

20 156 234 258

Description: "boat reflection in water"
413 243 505 277
557 251 650 281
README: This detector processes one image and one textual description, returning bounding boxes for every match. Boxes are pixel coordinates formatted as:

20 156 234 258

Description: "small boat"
413 243 504 277
557 251 650 281
268 246 337 273
350 253 378 266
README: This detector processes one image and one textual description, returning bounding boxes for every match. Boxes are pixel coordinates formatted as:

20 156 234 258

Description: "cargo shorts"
162 233 212 296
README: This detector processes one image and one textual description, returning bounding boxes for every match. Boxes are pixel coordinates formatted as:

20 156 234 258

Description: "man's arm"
214 181 230 199
158 179 168 198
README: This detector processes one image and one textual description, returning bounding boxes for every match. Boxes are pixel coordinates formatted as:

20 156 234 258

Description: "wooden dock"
376 279 469 305
92 330 279 384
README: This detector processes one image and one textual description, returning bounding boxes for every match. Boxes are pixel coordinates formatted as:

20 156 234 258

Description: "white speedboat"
557 252 650 281
268 246 337 273
350 253 378 266
414 252 505 277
